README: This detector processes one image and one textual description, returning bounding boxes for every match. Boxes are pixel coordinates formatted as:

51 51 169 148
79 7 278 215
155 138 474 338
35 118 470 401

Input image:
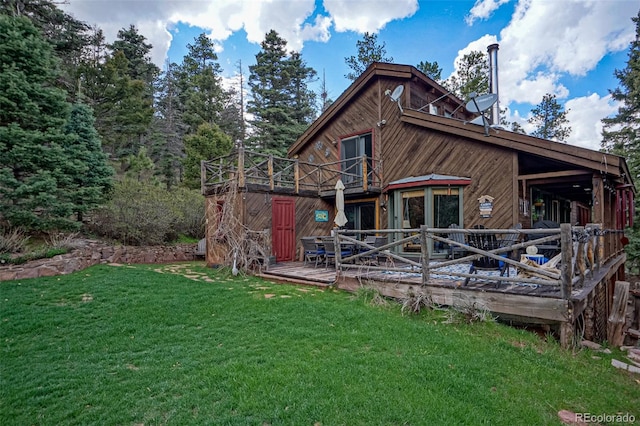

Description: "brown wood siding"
242 192 334 260
381 124 516 229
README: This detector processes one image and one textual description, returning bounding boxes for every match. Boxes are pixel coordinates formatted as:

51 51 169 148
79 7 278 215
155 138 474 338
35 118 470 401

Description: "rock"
580 340 601 350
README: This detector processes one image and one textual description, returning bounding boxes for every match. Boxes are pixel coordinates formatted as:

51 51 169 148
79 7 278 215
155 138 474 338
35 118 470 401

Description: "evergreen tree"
417 60 442 81
344 32 393 81
602 10 640 180
183 123 233 189
247 30 317 157
153 61 188 188
443 50 489 99
601 10 640 271
528 93 572 142
177 33 225 132
1 0 92 98
62 103 114 221
0 15 77 230
109 25 159 84
89 50 154 157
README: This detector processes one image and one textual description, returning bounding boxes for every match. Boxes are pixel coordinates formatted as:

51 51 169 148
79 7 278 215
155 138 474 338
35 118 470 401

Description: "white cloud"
324 0 418 33
454 0 636 151
564 93 619 150
466 0 511 25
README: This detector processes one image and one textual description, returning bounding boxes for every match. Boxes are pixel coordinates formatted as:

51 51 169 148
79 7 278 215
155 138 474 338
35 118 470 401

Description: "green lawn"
1 263 638 425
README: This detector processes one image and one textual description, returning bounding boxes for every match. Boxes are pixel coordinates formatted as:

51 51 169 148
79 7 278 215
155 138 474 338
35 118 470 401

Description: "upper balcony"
201 148 382 198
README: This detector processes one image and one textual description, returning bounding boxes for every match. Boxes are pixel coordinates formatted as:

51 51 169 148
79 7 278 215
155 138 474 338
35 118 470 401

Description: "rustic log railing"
201 148 382 195
330 224 615 300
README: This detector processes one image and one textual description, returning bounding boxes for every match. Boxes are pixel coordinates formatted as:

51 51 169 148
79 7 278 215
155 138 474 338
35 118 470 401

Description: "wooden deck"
258 250 625 346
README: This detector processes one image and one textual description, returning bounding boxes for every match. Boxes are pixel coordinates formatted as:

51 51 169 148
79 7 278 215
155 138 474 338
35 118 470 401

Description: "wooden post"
420 225 429 286
200 160 206 195
560 223 573 299
268 154 274 191
559 321 574 349
294 159 299 194
607 281 630 346
334 233 341 271
238 147 245 188
362 154 368 192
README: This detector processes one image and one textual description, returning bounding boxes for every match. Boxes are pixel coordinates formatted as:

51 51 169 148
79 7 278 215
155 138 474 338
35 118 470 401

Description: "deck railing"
201 147 382 195
330 224 618 300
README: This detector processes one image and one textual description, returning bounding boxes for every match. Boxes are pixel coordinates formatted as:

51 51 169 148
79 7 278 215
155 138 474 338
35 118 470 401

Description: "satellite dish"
469 116 485 126
465 93 497 113
389 85 404 102
386 84 404 113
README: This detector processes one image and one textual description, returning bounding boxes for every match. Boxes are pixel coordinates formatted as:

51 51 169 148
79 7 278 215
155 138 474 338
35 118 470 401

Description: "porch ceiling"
519 153 595 204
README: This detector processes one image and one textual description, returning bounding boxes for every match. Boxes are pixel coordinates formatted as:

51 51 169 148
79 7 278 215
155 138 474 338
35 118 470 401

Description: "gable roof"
288 62 458 156
290 62 633 188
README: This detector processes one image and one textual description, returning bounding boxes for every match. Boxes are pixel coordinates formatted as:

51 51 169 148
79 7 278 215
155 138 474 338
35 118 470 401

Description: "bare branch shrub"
211 182 270 272
400 290 433 315
352 284 389 307
44 232 82 251
443 297 495 324
0 227 30 254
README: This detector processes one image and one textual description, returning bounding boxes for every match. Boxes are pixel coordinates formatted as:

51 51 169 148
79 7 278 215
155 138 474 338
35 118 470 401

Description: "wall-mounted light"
377 120 387 127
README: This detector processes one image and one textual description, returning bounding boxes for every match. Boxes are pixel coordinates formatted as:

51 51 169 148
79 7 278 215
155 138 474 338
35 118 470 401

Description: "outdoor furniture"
447 224 468 259
358 236 387 264
301 237 325 268
464 225 508 287
498 223 522 260
322 238 353 268
531 220 561 258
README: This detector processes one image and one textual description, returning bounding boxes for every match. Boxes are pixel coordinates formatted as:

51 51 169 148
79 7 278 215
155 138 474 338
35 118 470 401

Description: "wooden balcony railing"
201 148 382 195
330 224 623 300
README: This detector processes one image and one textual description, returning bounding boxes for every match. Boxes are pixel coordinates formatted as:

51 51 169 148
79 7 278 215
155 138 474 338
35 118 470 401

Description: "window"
345 202 376 232
340 133 372 185
402 191 425 229
394 187 463 257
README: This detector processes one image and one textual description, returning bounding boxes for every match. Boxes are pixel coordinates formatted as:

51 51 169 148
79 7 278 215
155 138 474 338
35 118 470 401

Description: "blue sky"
62 0 638 150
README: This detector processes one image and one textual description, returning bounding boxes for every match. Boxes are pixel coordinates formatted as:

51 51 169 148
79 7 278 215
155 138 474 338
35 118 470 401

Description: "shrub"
0 228 30 254
89 180 204 245
165 186 205 239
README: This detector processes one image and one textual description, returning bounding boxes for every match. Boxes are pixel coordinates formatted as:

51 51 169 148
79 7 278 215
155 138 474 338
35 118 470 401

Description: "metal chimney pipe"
487 43 500 125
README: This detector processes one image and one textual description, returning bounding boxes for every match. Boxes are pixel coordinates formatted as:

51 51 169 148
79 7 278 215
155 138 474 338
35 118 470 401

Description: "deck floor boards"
263 261 571 298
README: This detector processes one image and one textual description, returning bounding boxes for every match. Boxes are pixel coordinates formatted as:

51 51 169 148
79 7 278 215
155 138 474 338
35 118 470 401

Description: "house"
201 59 635 346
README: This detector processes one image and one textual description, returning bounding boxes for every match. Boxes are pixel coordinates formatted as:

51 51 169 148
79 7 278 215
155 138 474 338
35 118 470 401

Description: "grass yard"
1 263 638 425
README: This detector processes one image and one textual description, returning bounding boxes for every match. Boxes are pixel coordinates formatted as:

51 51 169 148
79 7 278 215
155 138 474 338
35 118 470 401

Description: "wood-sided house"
202 61 635 345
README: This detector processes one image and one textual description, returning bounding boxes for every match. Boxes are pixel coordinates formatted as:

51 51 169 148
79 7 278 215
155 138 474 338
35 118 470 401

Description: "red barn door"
272 197 295 262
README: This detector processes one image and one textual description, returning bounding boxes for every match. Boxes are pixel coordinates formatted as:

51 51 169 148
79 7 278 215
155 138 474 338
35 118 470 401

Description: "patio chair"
301 237 325 268
464 225 508 287
498 223 522 260
531 220 561 258
358 236 387 264
447 224 468 259
322 238 353 269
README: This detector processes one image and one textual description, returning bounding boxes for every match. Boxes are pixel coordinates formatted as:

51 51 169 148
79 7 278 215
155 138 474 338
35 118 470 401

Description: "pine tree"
417 60 442 81
62 103 114 221
183 123 233 189
153 61 188 188
601 10 640 271
344 32 393 81
602 10 640 180
443 50 489 99
0 15 77 230
177 33 225 132
528 93 571 142
109 25 159 84
247 30 317 157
